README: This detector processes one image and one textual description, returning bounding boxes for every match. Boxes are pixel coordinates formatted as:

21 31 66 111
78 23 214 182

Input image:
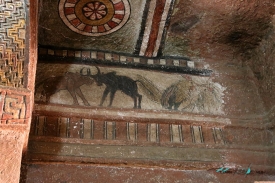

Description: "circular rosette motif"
59 0 131 36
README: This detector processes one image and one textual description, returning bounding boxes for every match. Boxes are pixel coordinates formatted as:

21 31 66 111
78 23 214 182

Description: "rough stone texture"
246 17 275 112
0 126 26 183
164 0 275 59
19 0 275 182
0 1 38 183
21 163 275 183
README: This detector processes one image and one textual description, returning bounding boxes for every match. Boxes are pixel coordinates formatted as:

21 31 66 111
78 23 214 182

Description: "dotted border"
38 46 212 76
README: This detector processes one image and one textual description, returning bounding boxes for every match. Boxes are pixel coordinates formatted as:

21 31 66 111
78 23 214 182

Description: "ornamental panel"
0 0 26 87
59 0 131 36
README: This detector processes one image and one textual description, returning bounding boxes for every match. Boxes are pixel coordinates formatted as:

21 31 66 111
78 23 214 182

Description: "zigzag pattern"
0 0 25 87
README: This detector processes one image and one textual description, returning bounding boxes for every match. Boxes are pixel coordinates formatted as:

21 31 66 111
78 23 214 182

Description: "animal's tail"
161 84 177 108
136 75 162 103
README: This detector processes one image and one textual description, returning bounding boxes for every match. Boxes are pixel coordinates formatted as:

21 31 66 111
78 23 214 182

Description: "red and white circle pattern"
59 0 131 36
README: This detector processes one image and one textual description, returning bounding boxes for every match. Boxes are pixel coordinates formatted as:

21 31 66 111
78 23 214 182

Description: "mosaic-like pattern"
0 0 26 87
0 89 30 124
59 0 131 36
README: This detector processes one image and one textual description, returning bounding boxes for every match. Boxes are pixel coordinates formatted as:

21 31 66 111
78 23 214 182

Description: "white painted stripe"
75 51 81 57
160 59 166 65
66 14 76 21
62 50 67 57
83 119 92 139
171 125 181 143
112 17 122 24
133 57 140 63
112 0 121 4
127 123 137 141
153 0 173 57
192 126 203 143
173 60 179 66
139 0 157 56
65 3 75 7
92 26 98 33
104 24 111 31
115 10 124 15
148 123 158 142
120 55 127 62
148 59 154 64
91 51 97 59
187 61 195 68
105 53 112 60
105 121 115 140
77 23 86 31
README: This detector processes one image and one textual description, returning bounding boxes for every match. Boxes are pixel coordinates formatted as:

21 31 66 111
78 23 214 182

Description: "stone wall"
0 0 38 183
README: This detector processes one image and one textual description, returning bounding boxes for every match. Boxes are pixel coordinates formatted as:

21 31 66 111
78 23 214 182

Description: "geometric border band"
38 46 212 76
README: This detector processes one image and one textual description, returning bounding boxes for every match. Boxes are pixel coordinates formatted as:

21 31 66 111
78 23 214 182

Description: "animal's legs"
75 88 90 106
108 90 116 107
67 79 79 105
68 89 79 105
100 88 110 106
137 94 142 109
132 96 137 108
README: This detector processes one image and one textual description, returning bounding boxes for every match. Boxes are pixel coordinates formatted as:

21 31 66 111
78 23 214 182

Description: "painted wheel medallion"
59 0 130 36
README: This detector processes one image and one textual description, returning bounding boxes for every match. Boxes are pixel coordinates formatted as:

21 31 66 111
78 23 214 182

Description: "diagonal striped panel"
139 0 174 57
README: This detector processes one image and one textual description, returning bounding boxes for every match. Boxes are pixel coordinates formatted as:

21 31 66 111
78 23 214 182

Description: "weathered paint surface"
39 0 146 53
35 63 225 115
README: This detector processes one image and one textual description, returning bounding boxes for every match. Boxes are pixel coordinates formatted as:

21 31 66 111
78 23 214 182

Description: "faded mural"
35 63 225 115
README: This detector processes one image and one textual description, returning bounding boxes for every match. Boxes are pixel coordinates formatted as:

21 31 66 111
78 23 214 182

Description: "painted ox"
81 67 142 109
35 69 94 106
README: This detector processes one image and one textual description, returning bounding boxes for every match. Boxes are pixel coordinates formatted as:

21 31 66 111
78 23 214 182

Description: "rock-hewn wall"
164 0 275 60
246 20 275 113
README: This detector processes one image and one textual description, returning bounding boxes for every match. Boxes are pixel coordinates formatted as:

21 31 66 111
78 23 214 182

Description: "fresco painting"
35 63 225 115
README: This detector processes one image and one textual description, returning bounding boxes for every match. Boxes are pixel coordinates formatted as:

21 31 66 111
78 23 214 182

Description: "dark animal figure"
82 67 142 109
35 69 94 106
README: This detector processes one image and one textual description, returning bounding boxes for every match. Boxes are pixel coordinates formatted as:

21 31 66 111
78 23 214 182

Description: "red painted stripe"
84 25 93 33
70 18 81 27
108 21 118 28
98 25 106 33
114 2 125 10
113 14 124 20
64 7 75 15
145 0 166 57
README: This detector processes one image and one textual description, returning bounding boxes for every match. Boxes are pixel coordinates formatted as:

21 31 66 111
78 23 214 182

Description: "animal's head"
80 66 103 86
